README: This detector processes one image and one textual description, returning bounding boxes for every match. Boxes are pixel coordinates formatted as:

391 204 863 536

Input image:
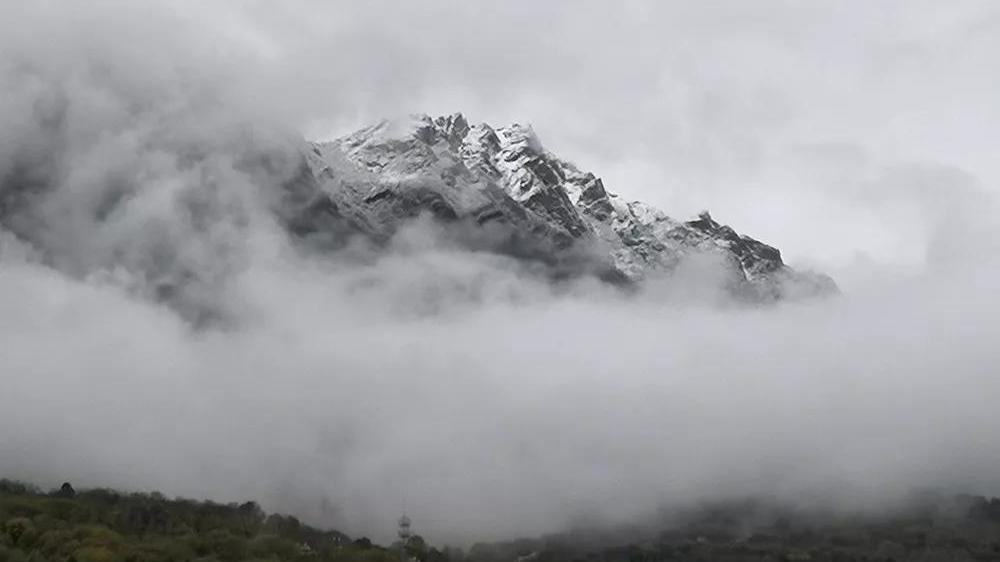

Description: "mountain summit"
0 111 835 318
302 113 835 300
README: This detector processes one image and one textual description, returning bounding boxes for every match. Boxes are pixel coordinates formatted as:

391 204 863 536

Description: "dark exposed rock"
313 113 837 300
0 109 836 322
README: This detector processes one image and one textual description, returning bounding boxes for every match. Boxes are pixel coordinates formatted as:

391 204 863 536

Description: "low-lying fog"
2 0 999 546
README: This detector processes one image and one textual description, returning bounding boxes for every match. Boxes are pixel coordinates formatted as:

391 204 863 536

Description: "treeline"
463 494 1000 562
0 480 446 562
6 478 1000 562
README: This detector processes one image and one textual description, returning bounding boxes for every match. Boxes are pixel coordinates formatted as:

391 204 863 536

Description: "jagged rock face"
311 113 836 300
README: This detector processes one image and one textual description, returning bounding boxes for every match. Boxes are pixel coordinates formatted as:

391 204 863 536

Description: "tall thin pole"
398 515 411 562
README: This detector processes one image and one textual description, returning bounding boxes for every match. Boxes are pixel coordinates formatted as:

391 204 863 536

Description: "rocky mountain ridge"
0 110 835 319
305 112 835 300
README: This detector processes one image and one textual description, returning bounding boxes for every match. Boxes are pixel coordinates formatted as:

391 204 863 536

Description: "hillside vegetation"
4 480 1000 562
0 480 445 562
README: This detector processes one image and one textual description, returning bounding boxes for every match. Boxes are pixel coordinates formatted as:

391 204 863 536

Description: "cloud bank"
1 0 999 547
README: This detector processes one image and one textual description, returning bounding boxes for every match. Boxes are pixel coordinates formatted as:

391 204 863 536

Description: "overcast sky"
9 1 999 273
2 0 1000 546
191 0 1000 273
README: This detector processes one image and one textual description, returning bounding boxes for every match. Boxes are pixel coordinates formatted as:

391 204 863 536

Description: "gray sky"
9 0 999 271
201 0 1000 273
1 0 1000 546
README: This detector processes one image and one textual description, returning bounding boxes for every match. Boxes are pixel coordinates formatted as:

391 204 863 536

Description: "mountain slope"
0 111 835 319
308 113 836 300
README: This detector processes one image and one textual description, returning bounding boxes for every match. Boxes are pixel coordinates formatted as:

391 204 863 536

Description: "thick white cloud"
1 0 999 547
163 0 1000 270
11 0 998 267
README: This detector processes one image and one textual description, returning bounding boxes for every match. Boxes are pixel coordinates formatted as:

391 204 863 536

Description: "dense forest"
0 480 447 562
3 480 1000 562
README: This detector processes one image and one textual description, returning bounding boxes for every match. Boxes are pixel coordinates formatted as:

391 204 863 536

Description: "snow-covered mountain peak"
0 110 834 324
305 113 836 300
